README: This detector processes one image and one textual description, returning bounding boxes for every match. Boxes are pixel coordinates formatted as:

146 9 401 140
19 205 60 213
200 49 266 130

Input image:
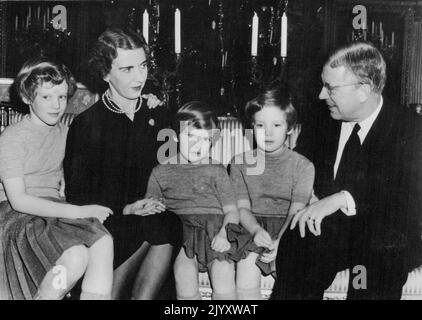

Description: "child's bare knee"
236 257 261 290
59 245 89 279
174 258 196 279
174 253 199 297
93 234 114 251
210 261 236 296
212 260 234 273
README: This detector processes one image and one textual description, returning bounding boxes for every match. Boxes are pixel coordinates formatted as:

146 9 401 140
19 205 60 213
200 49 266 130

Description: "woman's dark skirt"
103 210 183 268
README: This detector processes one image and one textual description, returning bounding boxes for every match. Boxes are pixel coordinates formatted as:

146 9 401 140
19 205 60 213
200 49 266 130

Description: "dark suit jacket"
296 100 422 267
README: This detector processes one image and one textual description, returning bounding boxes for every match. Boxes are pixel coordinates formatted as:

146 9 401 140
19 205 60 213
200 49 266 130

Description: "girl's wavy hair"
15 57 77 103
326 41 386 94
88 27 149 81
244 89 297 131
172 101 219 137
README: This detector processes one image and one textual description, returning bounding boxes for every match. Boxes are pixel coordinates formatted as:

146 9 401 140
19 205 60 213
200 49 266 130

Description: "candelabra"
351 20 397 60
248 0 289 92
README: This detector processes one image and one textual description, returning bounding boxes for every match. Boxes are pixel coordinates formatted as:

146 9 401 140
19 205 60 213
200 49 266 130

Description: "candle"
380 22 384 46
157 4 160 34
143 9 149 44
371 21 374 37
392 32 394 46
175 9 181 54
37 6 40 20
281 12 287 58
251 12 258 56
15 16 18 30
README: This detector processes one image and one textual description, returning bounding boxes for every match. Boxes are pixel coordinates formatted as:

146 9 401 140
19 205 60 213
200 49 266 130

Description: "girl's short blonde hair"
15 57 77 103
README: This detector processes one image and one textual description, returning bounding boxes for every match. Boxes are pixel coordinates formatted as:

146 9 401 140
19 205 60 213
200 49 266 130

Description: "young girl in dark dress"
0 58 114 300
64 28 182 300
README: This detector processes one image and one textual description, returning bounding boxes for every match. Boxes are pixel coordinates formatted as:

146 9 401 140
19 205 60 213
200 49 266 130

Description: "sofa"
1 109 420 300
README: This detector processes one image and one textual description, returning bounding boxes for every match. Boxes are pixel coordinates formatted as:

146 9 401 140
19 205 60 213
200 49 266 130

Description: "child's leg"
173 249 201 300
80 235 114 300
209 260 236 300
236 252 263 300
131 243 174 300
35 245 89 300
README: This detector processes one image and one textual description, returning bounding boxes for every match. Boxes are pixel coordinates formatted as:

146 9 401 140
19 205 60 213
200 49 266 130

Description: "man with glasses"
271 41 422 300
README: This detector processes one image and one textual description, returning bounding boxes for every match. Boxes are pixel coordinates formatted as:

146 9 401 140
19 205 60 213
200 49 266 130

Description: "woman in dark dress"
63 28 182 300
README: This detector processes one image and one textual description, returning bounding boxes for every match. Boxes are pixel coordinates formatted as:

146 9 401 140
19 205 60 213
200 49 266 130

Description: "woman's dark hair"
88 27 149 82
244 89 297 130
15 57 77 103
172 101 219 136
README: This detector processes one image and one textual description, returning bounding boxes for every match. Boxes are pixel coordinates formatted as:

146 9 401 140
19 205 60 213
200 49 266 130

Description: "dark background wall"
0 0 410 121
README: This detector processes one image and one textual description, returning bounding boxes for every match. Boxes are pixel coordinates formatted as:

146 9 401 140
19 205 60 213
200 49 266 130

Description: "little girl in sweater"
144 101 241 300
0 58 113 300
230 89 315 299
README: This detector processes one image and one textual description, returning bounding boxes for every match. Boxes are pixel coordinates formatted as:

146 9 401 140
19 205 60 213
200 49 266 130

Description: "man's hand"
290 192 347 238
309 190 319 204
142 93 164 109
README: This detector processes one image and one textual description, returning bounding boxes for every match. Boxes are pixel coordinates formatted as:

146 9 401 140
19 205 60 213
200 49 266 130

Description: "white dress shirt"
334 97 383 216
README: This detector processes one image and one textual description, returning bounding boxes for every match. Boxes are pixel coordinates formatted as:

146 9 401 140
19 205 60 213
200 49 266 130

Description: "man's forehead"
321 65 353 83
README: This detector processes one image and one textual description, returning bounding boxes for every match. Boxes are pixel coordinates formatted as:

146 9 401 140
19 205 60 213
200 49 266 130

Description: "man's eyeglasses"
322 82 362 96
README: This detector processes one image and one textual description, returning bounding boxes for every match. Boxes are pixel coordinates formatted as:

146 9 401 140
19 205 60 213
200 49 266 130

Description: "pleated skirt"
0 200 110 300
180 214 245 273
234 215 286 276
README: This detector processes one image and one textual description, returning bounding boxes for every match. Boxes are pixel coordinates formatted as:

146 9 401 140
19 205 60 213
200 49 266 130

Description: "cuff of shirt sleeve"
340 190 356 216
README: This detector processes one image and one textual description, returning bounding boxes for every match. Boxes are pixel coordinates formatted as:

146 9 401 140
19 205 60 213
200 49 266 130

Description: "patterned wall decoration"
400 8 422 111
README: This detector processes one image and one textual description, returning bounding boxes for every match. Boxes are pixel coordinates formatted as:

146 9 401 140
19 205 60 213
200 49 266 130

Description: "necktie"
335 123 361 188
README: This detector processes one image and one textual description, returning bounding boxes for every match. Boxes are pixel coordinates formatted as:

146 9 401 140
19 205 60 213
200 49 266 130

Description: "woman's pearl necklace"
102 91 142 114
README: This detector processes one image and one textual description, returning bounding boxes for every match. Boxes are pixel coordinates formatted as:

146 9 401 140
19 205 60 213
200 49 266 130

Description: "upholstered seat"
4 111 422 300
